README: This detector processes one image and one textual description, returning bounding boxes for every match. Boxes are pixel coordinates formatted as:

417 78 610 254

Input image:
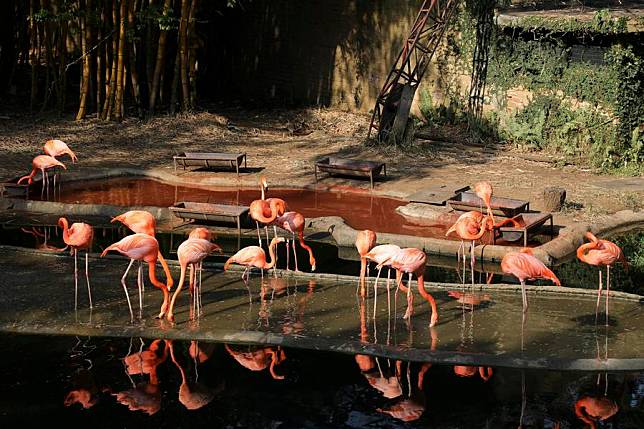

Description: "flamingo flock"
18 139 77 199
41 171 628 330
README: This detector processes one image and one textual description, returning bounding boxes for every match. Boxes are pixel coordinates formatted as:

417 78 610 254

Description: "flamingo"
453 366 493 381
43 139 78 163
223 236 284 283
249 177 287 246
382 248 438 327
225 344 286 380
501 248 561 313
17 154 66 199
365 244 401 319
166 238 223 323
577 231 628 325
168 340 221 410
100 233 171 322
59 217 94 311
111 210 174 290
446 211 490 286
355 229 377 297
188 227 213 240
474 181 495 224
574 396 618 429
270 211 316 272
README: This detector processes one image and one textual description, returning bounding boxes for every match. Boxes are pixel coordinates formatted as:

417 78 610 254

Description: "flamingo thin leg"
373 266 382 318
292 233 299 272
606 266 610 327
595 270 603 325
121 259 136 322
74 248 78 312
85 250 92 309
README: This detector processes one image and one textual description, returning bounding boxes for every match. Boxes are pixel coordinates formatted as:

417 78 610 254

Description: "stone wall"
200 0 424 111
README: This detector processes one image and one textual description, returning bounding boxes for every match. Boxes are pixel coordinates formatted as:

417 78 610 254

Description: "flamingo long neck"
253 200 279 223
148 261 170 308
541 266 561 286
168 263 187 316
416 274 439 326
297 231 316 270
59 218 71 242
574 402 597 429
576 242 599 264
17 169 37 184
223 256 234 271
168 342 189 387
264 240 279 269
260 180 266 200
359 257 367 286
156 251 174 289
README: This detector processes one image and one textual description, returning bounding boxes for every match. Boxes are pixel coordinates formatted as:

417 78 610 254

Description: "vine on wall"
419 5 643 173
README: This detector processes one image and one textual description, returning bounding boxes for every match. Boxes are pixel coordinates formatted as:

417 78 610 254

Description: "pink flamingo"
501 248 561 313
365 244 401 318
577 231 628 325
271 211 316 272
382 248 438 327
17 154 66 199
111 210 174 290
100 233 171 322
166 238 222 323
59 217 94 311
446 211 490 286
249 177 286 246
43 139 78 163
574 396 618 429
474 181 495 224
225 344 286 380
355 229 377 297
224 236 284 283
188 227 213 240
168 340 221 410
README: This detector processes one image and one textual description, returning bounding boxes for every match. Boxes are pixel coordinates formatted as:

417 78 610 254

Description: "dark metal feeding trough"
169 201 249 236
314 157 386 189
448 191 529 217
493 212 554 246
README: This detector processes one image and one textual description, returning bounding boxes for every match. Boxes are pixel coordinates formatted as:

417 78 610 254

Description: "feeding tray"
315 157 386 189
494 212 554 247
169 202 249 235
448 191 529 217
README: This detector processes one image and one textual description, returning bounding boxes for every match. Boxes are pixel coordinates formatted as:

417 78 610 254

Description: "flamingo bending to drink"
355 229 377 297
100 233 170 322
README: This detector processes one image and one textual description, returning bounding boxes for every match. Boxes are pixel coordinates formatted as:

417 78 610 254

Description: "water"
0 333 642 427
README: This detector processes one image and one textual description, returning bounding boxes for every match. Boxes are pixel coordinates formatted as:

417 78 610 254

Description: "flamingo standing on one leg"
365 244 401 319
100 233 171 322
474 181 495 224
355 230 377 297
577 231 628 326
59 217 94 311
501 248 561 313
166 238 222 323
384 248 439 327
111 210 174 290
271 211 316 272
446 211 489 286
224 236 284 284
17 155 66 200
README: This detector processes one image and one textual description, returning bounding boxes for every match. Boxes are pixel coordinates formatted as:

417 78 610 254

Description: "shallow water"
0 333 642 428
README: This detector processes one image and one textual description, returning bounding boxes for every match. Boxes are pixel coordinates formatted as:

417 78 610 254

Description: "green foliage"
507 9 628 34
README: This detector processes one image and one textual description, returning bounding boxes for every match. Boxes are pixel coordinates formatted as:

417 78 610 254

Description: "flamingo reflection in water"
225 344 286 380
575 395 619 429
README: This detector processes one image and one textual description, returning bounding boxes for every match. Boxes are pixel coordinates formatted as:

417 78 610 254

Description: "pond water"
1 333 643 428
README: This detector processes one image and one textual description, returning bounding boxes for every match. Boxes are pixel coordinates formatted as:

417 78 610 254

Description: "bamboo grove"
0 0 219 121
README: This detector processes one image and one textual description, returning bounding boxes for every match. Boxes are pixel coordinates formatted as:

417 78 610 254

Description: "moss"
506 9 629 34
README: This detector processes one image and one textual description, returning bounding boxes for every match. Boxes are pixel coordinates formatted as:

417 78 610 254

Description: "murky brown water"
48 177 463 240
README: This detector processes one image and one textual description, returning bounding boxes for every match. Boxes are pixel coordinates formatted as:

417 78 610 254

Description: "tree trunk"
102 0 118 120
114 0 128 121
76 0 92 120
127 0 142 117
170 34 181 115
57 16 68 114
187 0 198 110
29 0 38 112
145 0 156 98
179 0 190 111
95 0 103 114
542 187 566 212
148 0 172 115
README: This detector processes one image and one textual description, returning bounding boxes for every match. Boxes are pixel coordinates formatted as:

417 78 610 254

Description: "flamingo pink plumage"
224 236 284 282
17 154 66 200
474 181 495 224
271 211 316 272
188 227 213 240
59 217 94 311
43 139 78 163
384 248 438 327
111 210 174 290
577 231 628 325
365 244 401 317
166 238 222 323
446 211 490 286
501 248 561 313
355 230 377 297
100 233 170 322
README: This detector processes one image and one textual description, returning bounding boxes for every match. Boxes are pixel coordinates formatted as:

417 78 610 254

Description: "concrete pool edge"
2 168 643 266
2 244 643 302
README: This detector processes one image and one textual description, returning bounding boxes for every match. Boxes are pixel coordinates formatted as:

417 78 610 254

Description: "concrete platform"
0 246 642 371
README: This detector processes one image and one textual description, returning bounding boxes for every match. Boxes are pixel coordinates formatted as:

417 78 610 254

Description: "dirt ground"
1 106 643 226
